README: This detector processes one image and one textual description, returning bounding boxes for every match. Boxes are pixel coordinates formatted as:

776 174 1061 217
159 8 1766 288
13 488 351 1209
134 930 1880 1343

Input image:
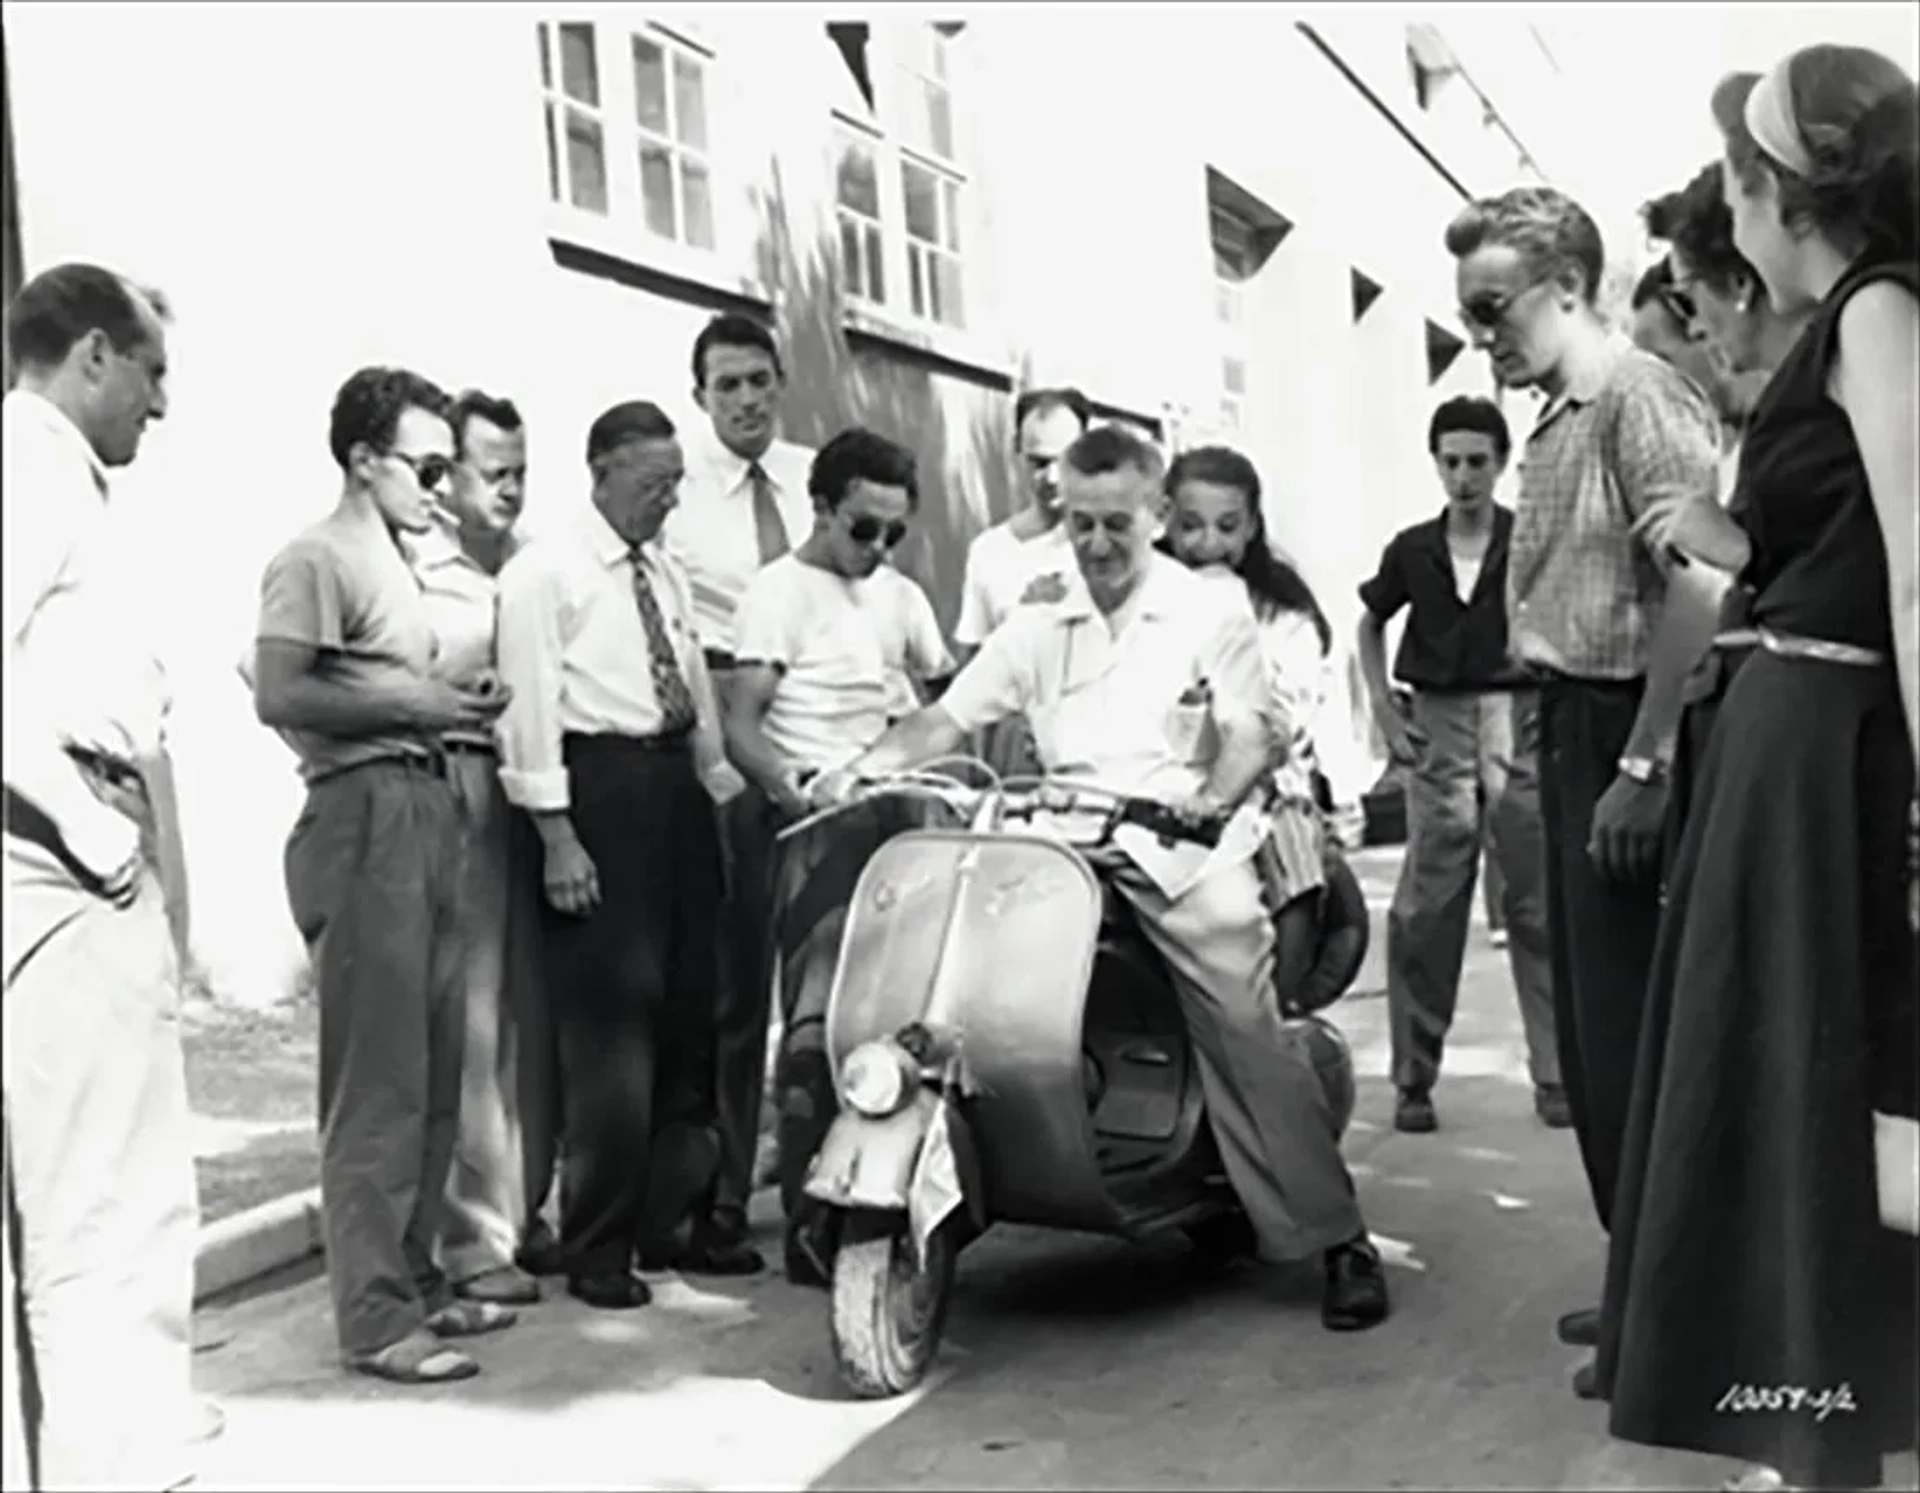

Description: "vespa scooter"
783 767 1364 1399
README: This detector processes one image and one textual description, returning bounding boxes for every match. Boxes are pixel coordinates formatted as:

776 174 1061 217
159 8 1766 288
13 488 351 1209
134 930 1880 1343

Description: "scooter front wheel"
829 1208 956 1398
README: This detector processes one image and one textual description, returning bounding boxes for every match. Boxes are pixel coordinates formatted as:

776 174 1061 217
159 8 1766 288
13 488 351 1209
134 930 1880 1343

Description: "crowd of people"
3 33 1915 1493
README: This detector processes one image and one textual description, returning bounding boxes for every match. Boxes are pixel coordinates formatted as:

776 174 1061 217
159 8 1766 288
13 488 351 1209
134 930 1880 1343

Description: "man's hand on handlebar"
806 765 862 811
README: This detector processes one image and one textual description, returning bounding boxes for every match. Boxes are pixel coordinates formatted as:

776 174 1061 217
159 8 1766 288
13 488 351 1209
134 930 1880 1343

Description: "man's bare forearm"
1622 564 1732 764
723 711 798 801
851 707 968 777
255 673 422 738
1355 617 1394 720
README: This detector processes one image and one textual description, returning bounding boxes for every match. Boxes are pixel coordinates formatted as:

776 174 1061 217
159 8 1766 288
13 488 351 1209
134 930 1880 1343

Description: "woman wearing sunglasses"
1594 44 1919 1493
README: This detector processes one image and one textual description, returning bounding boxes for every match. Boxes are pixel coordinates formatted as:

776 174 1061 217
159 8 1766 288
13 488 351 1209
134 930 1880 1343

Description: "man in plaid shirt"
1443 187 1727 1399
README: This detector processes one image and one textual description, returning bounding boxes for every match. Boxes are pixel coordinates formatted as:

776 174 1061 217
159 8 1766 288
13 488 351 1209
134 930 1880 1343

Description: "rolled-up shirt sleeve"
936 610 1034 734
495 550 572 812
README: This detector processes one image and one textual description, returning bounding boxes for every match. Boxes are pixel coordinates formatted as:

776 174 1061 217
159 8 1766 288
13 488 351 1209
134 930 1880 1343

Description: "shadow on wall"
749 164 1017 629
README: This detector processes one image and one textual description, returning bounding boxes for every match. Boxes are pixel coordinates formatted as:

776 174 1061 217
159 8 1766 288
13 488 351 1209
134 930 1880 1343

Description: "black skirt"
1597 649 1918 1488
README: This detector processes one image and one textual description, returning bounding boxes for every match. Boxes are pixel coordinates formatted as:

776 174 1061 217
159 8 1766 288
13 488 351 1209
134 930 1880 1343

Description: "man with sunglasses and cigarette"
1442 187 1724 1398
252 367 517 1384
720 427 955 1285
1355 397 1562 1137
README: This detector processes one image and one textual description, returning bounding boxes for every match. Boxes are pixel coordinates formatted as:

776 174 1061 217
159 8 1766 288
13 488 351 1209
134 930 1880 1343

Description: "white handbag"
1876 1111 1919 1237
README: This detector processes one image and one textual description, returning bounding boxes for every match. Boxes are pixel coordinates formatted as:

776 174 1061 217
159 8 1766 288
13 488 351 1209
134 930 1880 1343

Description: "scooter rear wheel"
829 1209 956 1399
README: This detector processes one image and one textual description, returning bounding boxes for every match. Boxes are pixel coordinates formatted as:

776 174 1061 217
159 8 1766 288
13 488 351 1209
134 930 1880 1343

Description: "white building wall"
5 4 1550 1002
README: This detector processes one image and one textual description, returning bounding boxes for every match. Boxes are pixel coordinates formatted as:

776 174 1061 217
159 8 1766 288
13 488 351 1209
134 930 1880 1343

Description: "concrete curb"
194 1187 323 1304
192 1178 786 1306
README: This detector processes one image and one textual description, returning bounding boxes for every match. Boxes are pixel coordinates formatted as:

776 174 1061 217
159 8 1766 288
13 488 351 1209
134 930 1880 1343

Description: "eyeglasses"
1458 271 1552 333
846 514 908 548
389 450 455 492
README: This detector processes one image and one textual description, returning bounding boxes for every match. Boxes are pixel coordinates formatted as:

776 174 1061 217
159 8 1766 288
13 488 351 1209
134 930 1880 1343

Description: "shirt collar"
1539 333 1632 424
407 520 522 575
584 503 648 569
1056 549 1183 624
702 433 789 492
6 387 111 499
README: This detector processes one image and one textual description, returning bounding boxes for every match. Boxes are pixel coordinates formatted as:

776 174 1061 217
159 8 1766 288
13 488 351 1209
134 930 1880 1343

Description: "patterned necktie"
629 548 698 734
746 460 791 565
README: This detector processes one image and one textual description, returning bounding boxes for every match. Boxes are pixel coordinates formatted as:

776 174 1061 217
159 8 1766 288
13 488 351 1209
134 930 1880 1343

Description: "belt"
311 745 456 785
1712 627 1887 667
562 727 694 754
442 737 498 757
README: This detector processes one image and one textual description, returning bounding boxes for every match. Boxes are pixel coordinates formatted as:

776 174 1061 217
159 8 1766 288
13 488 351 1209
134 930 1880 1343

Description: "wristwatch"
1617 755 1670 786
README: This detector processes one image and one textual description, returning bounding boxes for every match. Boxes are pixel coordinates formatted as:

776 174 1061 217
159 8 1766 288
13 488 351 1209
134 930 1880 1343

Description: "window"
1213 204 1257 433
539 22 610 215
631 28 714 249
826 22 969 332
536 18 719 254
835 126 886 305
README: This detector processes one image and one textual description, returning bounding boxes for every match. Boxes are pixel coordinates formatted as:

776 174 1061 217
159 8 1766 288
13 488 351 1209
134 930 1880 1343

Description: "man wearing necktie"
663 315 817 1275
495 401 744 1308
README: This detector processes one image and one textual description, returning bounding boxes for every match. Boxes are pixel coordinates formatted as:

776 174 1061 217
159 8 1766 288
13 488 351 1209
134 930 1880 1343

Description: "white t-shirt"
952 519 1078 646
733 554 954 773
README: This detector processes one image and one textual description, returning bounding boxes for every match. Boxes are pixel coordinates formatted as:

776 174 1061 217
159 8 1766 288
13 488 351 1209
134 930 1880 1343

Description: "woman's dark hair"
1642 162 1760 297
1712 46 1918 263
1160 445 1333 656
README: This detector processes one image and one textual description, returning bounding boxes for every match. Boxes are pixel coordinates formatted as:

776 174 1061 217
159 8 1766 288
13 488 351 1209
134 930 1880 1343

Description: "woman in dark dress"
1594 44 1919 1493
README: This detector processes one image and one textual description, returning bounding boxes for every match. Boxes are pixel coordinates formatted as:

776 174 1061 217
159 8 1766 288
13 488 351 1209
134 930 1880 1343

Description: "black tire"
1183 1209 1259 1271
829 1209 956 1399
1283 851 1370 1016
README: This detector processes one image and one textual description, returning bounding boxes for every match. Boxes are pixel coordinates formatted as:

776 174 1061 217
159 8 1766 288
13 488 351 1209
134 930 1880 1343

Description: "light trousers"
1110 854 1365 1262
3 875 198 1490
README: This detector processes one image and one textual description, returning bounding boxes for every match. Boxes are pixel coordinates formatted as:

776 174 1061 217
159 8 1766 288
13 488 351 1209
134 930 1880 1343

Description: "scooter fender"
804 1090 986 1265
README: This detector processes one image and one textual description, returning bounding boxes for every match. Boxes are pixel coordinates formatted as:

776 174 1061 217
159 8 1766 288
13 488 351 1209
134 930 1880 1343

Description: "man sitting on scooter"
810 423 1391 1331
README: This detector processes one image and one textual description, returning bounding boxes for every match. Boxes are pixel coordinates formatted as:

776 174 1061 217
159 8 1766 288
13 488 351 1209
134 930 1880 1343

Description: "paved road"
185 850 1919 1491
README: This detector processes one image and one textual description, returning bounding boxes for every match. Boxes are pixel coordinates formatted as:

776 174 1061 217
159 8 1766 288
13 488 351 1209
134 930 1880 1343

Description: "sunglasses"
390 450 455 492
846 514 908 548
1457 271 1552 333
1658 281 1700 327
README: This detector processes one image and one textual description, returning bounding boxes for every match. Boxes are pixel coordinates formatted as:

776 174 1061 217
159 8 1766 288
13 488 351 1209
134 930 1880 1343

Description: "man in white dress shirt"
2 263 209 1487
408 389 560 1305
721 427 955 1284
662 313 816 1273
813 424 1391 1332
496 400 744 1307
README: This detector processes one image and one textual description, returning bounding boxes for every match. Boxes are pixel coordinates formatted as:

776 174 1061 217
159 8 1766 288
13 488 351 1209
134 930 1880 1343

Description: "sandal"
348 1330 480 1384
426 1300 518 1338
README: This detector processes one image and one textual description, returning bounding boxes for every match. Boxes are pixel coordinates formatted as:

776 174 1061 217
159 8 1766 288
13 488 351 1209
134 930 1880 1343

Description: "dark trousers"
284 759 466 1356
544 734 723 1279
709 784 782 1217
1537 678 1663 1232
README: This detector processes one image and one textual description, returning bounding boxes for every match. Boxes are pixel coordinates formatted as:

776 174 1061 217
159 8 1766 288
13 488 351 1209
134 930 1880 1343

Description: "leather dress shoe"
515 1226 566 1279
1394 1089 1437 1133
456 1265 541 1305
1535 1084 1574 1129
1572 1357 1603 1401
1557 1306 1600 1346
567 1271 653 1310
1322 1235 1390 1330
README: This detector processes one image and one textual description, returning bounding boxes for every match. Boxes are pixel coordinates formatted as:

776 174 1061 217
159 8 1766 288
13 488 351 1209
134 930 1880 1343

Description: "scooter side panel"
825 833 1134 1232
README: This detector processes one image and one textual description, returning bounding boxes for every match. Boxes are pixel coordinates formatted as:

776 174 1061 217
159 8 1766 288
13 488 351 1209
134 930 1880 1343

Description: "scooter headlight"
838 1040 917 1118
